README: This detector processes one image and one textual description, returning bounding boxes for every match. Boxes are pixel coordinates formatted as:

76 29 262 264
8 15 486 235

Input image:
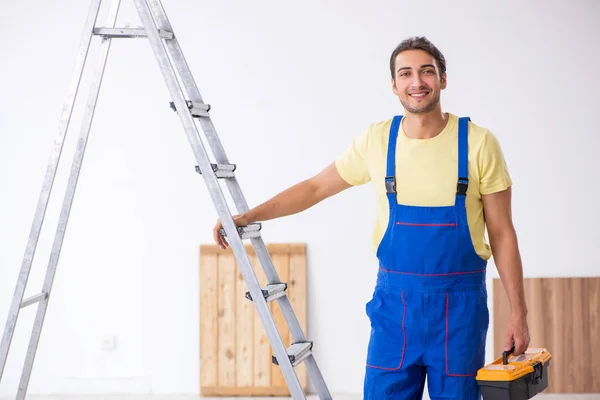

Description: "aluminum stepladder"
0 1 332 399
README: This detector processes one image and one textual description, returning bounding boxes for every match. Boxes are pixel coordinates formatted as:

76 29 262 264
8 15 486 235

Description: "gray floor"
1 395 599 399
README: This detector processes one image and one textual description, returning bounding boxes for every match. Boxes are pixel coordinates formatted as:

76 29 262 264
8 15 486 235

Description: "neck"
402 107 448 139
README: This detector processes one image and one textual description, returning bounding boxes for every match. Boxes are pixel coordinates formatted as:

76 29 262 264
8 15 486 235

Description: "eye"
400 71 410 77
423 69 434 75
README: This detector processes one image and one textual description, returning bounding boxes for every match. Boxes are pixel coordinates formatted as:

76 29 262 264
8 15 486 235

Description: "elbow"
488 225 519 254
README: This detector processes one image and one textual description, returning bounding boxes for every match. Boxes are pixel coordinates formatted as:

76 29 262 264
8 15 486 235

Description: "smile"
409 92 429 98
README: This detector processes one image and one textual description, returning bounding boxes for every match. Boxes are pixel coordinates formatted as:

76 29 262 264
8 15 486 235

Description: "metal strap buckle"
385 176 396 194
457 177 469 196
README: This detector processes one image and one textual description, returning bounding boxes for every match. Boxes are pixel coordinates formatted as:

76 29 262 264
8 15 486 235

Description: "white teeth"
410 93 427 97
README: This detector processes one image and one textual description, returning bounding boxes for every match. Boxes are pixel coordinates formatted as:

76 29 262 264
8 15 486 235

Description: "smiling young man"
213 36 530 399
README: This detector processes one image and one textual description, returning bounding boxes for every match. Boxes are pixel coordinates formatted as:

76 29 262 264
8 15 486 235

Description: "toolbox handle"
502 345 515 365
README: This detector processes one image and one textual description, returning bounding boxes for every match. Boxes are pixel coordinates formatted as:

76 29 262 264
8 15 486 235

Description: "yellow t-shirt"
335 113 512 260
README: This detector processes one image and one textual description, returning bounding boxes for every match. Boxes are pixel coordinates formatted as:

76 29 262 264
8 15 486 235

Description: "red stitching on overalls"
445 292 477 377
366 291 406 370
379 266 485 276
396 222 457 227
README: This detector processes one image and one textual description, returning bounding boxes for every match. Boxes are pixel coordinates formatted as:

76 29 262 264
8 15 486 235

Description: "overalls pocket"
393 220 459 275
365 290 406 370
445 289 489 376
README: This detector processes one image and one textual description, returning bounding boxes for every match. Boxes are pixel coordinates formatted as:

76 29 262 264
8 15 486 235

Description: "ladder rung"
246 283 287 302
169 100 211 117
195 163 236 178
189 102 210 117
220 223 261 240
272 341 313 367
20 292 48 309
93 27 174 39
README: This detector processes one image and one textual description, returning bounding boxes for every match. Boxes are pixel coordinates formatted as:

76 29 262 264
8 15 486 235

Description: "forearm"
491 228 527 318
243 179 322 223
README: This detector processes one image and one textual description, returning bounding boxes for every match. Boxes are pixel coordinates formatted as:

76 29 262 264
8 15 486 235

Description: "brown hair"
389 37 446 79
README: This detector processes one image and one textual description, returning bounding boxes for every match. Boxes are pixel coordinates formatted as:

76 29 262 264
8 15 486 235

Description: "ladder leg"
144 2 331 398
0 0 103 383
132 1 307 398
144 0 234 170
252 239 333 399
14 2 122 398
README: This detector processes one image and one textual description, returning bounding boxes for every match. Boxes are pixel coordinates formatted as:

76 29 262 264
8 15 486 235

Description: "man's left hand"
504 313 530 355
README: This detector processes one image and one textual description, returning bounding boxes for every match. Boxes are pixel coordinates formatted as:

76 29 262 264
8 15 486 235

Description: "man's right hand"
211 162 352 250
213 214 250 249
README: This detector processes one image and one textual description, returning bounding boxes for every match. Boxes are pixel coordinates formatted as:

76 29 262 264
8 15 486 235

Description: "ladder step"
20 293 48 309
272 341 313 367
220 223 261 240
189 102 210 118
93 27 173 39
195 163 236 178
169 100 210 117
245 283 287 302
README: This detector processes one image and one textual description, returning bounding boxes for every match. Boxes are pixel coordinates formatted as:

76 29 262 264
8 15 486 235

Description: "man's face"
392 49 447 114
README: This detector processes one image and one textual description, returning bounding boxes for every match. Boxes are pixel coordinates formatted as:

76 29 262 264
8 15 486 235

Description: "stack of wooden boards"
199 243 308 396
493 277 600 394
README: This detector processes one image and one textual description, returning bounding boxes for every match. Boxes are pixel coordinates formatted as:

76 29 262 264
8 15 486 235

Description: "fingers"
514 339 528 355
504 331 514 352
514 331 530 355
213 220 228 249
505 331 530 356
213 215 248 249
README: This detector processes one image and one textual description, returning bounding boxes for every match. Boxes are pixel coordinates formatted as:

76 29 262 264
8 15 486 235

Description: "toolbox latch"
532 361 543 384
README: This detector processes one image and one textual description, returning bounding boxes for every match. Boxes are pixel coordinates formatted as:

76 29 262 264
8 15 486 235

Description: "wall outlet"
101 335 116 351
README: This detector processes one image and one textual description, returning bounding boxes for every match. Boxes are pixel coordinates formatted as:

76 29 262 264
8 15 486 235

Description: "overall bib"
364 116 489 399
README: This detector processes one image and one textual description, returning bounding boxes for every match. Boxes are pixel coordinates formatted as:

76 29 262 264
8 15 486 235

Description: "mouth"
408 91 430 99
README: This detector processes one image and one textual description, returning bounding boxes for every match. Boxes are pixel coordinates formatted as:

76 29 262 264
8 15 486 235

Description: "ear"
391 78 399 96
440 72 447 90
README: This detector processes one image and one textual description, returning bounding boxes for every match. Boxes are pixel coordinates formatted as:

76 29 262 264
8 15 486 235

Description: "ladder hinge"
246 283 287 302
195 163 236 178
170 100 210 117
272 341 313 367
220 223 261 240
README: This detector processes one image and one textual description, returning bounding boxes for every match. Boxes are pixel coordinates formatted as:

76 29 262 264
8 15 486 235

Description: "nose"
410 73 424 89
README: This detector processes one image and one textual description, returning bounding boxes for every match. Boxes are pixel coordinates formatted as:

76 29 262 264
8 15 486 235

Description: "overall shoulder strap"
457 116 470 196
385 116 403 206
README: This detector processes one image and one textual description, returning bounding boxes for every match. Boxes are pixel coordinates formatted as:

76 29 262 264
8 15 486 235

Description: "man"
213 36 530 399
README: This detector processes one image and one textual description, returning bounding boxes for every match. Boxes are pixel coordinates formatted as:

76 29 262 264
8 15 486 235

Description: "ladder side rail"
145 0 234 169
251 238 333 400
132 1 306 398
0 0 104 382
145 3 332 398
15 2 124 399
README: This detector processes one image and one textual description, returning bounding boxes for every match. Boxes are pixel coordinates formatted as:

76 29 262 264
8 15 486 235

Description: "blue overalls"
363 116 489 399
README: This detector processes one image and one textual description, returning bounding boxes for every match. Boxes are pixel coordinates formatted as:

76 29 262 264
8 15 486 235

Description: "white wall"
1 0 599 397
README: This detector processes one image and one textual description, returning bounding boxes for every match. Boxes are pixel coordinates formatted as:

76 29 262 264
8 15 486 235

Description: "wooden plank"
493 277 600 393
252 254 271 388
289 250 308 390
200 243 308 395
217 253 236 387
236 267 253 388
270 253 290 390
201 386 293 396
199 252 218 388
200 243 306 255
587 278 600 393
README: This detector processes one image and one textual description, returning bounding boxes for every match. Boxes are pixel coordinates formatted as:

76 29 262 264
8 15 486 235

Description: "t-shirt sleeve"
334 125 372 186
478 131 513 195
